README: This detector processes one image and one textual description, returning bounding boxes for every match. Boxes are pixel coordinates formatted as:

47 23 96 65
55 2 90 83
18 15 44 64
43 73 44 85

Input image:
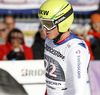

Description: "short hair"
71 25 85 34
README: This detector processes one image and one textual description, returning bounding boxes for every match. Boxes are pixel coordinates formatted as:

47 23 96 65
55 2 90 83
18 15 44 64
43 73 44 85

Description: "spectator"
4 15 15 32
1 15 20 45
87 13 100 60
0 23 9 45
71 25 94 60
31 24 46 59
0 29 34 60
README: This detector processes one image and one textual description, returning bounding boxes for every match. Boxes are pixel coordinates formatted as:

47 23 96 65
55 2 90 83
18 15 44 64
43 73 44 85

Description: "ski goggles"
40 18 57 30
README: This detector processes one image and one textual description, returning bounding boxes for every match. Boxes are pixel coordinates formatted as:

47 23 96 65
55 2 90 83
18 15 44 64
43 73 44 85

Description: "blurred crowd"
0 15 34 60
0 12 100 61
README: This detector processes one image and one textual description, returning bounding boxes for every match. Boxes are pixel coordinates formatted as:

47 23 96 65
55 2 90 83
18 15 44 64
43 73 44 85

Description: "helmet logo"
39 9 49 15
55 16 66 24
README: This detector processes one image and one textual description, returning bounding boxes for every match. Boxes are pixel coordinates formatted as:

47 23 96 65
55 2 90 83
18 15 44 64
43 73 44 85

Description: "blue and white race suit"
44 32 90 95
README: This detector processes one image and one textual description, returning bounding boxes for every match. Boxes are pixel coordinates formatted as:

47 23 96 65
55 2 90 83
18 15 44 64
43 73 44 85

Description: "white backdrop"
0 60 46 95
0 60 91 95
0 0 46 4
0 0 99 11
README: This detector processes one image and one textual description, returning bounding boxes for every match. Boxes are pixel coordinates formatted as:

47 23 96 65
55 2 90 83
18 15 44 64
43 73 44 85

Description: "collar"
57 33 70 44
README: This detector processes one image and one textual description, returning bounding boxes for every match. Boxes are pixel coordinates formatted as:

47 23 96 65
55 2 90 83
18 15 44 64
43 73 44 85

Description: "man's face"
0 23 8 39
92 22 100 32
43 26 59 39
4 17 15 31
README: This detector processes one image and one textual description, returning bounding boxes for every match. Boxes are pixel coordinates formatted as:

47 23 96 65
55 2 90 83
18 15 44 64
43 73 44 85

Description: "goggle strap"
54 7 73 25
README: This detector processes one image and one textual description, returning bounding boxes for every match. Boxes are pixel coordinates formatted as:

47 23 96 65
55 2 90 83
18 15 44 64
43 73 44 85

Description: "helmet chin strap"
53 32 63 44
